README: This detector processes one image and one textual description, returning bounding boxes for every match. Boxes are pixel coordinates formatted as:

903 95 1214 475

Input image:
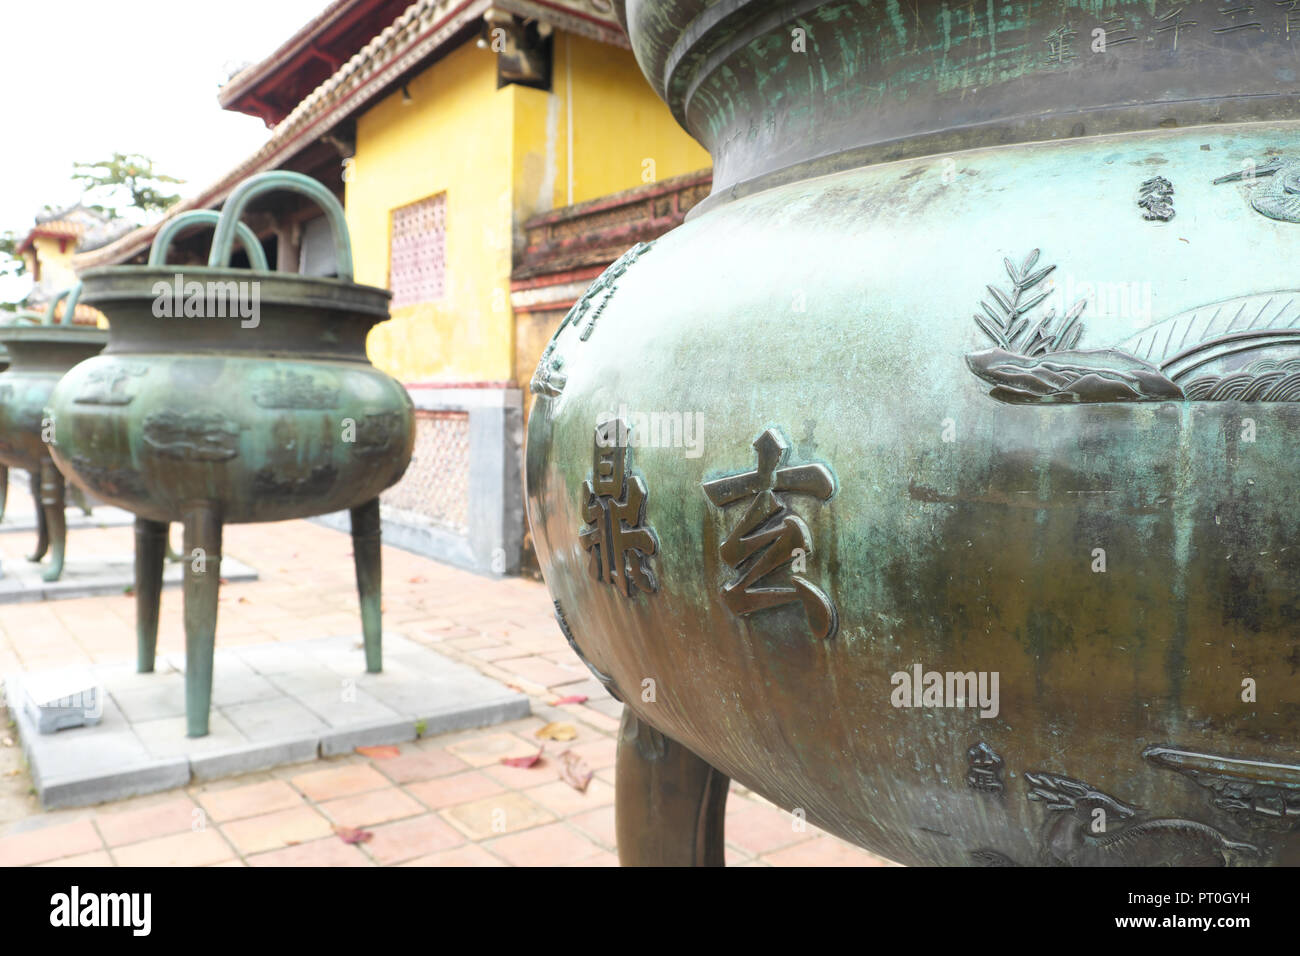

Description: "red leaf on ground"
500 748 543 768
356 745 401 759
408 576 427 584
334 825 373 844
559 750 593 793
552 694 589 706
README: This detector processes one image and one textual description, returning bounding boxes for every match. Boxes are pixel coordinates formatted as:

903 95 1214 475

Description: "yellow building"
79 0 710 575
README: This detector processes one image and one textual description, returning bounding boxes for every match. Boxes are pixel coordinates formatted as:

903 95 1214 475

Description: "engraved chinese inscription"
1138 176 1175 221
967 742 1005 794
580 416 658 598
703 427 837 640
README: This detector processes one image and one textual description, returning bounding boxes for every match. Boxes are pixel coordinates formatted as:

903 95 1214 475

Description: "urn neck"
623 0 1300 211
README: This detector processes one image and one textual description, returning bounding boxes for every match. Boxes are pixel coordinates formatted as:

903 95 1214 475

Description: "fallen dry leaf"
408 576 426 584
552 694 589 706
535 721 578 742
500 748 543 769
559 750 593 792
356 745 400 759
334 825 373 845
504 683 527 694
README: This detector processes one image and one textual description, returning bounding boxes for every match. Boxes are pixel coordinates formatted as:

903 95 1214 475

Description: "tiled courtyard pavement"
0 518 892 867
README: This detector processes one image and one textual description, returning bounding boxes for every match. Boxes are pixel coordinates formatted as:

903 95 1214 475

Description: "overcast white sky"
0 0 330 301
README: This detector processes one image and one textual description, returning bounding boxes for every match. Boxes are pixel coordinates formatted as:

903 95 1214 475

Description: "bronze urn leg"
350 497 383 673
134 517 168 673
615 710 729 866
26 470 48 562
67 483 92 516
38 460 66 582
182 502 222 737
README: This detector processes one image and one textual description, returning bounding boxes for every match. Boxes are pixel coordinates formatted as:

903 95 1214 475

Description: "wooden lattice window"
390 193 446 308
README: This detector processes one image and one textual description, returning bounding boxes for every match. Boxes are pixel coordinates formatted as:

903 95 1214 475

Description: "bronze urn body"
47 172 415 736
525 0 1300 865
0 292 107 581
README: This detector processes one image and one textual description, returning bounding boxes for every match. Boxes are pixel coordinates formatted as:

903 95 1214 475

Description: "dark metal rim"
0 327 110 346
78 266 393 317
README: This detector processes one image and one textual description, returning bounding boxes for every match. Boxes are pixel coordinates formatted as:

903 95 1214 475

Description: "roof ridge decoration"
76 0 626 271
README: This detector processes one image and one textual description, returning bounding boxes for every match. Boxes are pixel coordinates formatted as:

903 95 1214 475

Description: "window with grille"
389 193 446 308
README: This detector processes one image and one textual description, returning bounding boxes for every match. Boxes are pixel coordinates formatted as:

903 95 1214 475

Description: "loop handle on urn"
150 210 270 271
208 171 354 280
42 283 83 327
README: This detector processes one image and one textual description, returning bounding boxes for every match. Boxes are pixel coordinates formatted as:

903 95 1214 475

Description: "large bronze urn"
0 292 107 581
48 172 415 736
526 0 1300 865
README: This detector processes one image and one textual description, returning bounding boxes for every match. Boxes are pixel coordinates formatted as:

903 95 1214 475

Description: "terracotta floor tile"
364 814 465 865
113 830 234 867
761 835 896 867
444 732 542 767
523 778 615 817
399 844 506 867
318 788 425 828
221 806 334 855
37 850 115 867
486 822 605 867
567 805 616 850
195 780 306 822
494 656 588 688
291 763 391 802
0 819 102 867
724 802 812 857
439 791 555 840
247 837 374 867
95 796 200 848
405 771 506 810
374 748 469 785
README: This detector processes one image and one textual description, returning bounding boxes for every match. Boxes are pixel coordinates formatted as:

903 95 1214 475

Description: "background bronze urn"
47 172 415 737
0 290 107 581
525 0 1300 865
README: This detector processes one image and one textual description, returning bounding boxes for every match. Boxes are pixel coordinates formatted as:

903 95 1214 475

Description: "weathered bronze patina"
526 0 1300 865
0 292 107 581
48 173 415 736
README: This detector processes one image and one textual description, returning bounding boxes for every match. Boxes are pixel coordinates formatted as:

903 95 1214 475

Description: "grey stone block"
190 737 319 781
39 759 191 810
319 719 418 757
9 631 530 808
222 697 329 739
20 672 104 733
294 687 401 728
111 682 187 723
132 713 247 759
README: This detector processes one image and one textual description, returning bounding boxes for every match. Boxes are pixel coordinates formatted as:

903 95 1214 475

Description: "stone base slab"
3 632 530 809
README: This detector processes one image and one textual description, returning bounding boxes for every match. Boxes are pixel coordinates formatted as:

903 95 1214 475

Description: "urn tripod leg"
182 502 222 737
350 497 382 673
615 709 730 866
0 465 8 521
67 483 92 516
134 517 168 673
39 460 66 582
26 471 48 561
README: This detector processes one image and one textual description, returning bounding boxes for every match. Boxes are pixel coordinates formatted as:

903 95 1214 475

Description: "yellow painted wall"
348 32 711 384
511 32 712 223
29 237 79 293
347 42 516 384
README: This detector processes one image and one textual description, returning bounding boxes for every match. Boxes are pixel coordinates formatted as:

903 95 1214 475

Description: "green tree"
71 152 184 221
